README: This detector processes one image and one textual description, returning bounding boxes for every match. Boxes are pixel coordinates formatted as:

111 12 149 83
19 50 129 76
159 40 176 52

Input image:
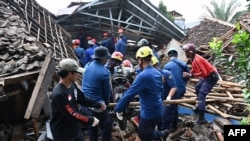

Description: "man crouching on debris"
50 58 106 141
115 46 169 141
182 43 219 125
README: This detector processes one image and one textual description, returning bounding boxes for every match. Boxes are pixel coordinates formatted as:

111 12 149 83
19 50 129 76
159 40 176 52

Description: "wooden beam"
31 57 55 118
24 51 53 119
4 70 40 85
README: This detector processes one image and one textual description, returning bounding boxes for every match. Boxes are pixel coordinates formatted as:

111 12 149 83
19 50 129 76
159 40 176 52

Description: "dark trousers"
82 108 113 141
138 117 163 141
160 93 180 130
195 72 219 111
52 129 84 141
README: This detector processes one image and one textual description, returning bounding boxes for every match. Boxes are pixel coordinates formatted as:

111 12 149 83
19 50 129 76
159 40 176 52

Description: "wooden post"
24 51 53 119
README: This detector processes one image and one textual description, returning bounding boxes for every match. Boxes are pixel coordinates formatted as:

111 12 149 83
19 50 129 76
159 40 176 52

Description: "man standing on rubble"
50 58 105 141
182 43 219 125
82 46 113 141
72 39 85 67
115 46 169 141
163 47 190 131
83 39 97 67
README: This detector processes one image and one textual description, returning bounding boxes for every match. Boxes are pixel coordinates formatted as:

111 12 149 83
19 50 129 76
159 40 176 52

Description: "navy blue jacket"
160 69 176 99
115 65 163 119
74 46 85 67
115 39 126 56
83 45 96 67
163 57 190 97
82 60 111 105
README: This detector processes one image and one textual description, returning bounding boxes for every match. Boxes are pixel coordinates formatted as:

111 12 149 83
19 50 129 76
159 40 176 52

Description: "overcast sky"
36 0 248 23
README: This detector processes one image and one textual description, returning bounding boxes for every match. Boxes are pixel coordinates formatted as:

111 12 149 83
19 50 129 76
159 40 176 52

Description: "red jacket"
191 54 216 78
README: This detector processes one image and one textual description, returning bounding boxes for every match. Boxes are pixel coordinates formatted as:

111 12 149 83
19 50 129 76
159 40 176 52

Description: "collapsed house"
0 0 249 140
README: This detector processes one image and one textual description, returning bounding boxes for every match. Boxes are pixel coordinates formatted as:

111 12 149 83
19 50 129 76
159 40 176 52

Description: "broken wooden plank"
31 56 55 118
24 51 53 119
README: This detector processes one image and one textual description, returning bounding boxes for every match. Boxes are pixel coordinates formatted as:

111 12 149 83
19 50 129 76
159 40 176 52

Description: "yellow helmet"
151 56 159 65
136 46 153 59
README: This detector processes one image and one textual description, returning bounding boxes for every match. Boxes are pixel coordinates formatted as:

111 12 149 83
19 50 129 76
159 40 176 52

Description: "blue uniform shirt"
160 69 176 99
115 65 163 120
163 57 190 97
74 46 85 67
83 46 96 66
115 39 126 56
82 60 111 105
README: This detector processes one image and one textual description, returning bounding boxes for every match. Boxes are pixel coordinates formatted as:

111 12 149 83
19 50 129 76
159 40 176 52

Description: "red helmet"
72 39 80 45
122 59 132 67
103 32 109 36
118 28 124 33
111 51 124 61
92 38 97 44
183 43 196 53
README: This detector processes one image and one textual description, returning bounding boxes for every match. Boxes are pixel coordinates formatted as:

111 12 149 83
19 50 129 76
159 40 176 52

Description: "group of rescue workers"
49 28 219 141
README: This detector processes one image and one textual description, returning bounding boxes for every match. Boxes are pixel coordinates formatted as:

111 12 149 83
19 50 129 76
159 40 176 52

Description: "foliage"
208 37 226 72
247 0 250 11
240 89 250 125
204 0 246 23
158 1 173 21
229 23 250 88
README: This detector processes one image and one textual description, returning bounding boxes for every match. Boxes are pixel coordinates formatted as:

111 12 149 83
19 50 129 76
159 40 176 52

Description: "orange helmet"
118 28 124 33
111 51 124 61
122 59 132 67
72 39 80 45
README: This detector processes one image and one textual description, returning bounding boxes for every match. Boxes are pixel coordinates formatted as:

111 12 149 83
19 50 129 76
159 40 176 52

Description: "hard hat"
183 43 196 53
103 32 109 36
118 28 124 33
72 39 80 45
136 46 153 59
167 47 178 55
137 38 149 47
122 59 132 67
151 56 159 65
111 51 124 61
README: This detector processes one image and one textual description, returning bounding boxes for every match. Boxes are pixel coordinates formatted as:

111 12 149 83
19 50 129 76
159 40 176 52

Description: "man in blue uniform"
163 47 190 132
82 46 113 141
115 46 169 141
83 39 97 67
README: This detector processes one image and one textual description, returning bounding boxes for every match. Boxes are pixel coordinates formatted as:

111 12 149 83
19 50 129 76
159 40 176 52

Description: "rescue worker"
163 47 190 131
83 39 97 67
137 38 158 60
72 39 85 67
117 28 127 44
82 46 113 141
77 28 88 50
99 32 115 54
182 43 219 124
115 34 126 58
50 58 105 141
152 56 177 132
115 46 169 141
105 51 124 75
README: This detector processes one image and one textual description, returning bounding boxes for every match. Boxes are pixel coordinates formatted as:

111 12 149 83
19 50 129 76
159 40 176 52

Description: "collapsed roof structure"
56 0 186 45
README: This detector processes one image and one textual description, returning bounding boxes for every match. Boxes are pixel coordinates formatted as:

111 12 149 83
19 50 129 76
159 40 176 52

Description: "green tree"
204 0 246 23
247 0 250 11
158 1 173 20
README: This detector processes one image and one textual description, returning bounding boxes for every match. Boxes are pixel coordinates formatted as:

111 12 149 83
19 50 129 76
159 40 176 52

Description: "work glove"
116 112 123 120
91 117 100 127
166 96 171 100
91 103 106 113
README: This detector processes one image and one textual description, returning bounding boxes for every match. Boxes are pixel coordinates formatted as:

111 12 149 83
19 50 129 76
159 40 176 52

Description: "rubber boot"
197 111 208 125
